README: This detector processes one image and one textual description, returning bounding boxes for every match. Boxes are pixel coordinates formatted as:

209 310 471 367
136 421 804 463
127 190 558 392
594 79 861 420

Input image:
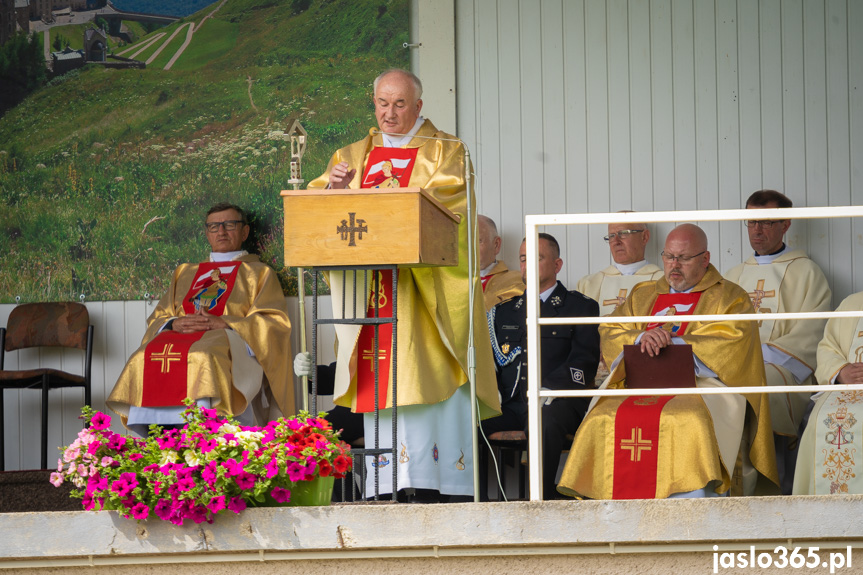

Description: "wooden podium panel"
281 187 460 267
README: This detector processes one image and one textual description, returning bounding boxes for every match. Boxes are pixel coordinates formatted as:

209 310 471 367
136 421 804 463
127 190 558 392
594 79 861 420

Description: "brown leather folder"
623 344 696 389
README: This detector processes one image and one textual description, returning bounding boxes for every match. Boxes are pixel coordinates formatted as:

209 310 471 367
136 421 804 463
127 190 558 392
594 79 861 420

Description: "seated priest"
107 203 293 435
557 224 780 499
793 290 863 495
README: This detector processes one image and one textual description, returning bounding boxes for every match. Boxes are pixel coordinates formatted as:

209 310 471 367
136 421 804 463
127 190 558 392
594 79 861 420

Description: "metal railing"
523 206 863 501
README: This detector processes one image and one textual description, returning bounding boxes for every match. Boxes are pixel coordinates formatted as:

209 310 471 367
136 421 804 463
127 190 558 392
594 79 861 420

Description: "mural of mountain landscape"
0 0 409 302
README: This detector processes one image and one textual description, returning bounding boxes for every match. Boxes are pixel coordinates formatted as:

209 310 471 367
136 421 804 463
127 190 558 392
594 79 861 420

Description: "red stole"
480 275 492 291
355 269 395 413
612 291 702 498
140 261 241 407
360 147 418 188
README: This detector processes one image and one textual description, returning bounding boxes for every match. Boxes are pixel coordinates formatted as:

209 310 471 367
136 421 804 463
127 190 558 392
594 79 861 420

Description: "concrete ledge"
2 496 862 571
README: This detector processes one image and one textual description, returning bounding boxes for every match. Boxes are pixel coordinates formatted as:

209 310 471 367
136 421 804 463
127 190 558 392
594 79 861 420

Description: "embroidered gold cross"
603 289 628 309
150 344 182 373
362 347 387 372
855 332 863 363
620 427 652 462
748 279 775 312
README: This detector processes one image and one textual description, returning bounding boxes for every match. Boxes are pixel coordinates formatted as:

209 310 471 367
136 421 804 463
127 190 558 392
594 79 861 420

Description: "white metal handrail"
523 206 863 501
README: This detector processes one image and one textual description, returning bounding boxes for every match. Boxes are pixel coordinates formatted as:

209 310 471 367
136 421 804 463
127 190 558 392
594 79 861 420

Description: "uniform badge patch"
570 368 585 384
501 343 510 354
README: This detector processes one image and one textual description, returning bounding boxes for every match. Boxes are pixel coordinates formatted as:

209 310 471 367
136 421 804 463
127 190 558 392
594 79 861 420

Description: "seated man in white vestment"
306 68 500 500
793 290 863 495
724 190 831 493
558 224 780 499
107 203 293 435
577 217 663 384
577 218 663 317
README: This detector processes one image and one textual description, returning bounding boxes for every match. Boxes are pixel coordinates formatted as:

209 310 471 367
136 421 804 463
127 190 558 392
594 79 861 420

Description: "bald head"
477 214 502 269
662 224 710 291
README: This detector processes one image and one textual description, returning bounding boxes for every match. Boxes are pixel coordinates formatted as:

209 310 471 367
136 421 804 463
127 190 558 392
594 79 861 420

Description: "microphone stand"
370 129 481 502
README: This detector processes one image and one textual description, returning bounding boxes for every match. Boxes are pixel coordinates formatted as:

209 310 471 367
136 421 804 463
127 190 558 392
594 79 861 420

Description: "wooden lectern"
281 187 460 267
280 187 461 501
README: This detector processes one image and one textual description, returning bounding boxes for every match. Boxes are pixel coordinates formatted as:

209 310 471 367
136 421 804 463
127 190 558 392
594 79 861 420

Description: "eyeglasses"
205 220 245 233
660 251 706 263
745 220 785 229
603 229 644 242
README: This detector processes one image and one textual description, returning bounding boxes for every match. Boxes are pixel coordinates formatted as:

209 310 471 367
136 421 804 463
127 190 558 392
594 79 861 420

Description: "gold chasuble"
481 260 525 311
794 291 863 495
307 119 500 419
557 265 779 499
108 254 293 425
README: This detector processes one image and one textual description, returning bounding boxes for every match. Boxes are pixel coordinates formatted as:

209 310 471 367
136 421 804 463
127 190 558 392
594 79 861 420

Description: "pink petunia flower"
226 497 246 513
50 472 64 487
270 486 291 503
206 495 226 513
89 412 111 431
234 471 256 490
130 503 149 520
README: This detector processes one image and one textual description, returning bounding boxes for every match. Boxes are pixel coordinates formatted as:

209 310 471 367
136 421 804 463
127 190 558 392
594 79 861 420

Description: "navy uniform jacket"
489 281 600 409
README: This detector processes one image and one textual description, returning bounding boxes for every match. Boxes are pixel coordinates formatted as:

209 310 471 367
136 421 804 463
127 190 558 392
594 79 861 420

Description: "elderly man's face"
607 223 649 265
477 219 501 270
374 72 423 135
205 209 249 253
663 233 709 292
746 201 791 256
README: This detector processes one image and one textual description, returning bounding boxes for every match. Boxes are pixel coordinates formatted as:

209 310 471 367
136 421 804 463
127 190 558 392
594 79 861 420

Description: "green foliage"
0 32 48 117
0 0 409 302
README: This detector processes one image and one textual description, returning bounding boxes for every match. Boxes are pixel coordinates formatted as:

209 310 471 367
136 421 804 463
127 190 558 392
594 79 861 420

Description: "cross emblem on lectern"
150 344 182 373
336 212 368 246
620 427 652 462
603 289 628 309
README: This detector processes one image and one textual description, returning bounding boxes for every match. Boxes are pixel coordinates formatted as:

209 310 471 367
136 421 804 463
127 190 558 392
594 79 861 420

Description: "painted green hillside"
0 0 409 303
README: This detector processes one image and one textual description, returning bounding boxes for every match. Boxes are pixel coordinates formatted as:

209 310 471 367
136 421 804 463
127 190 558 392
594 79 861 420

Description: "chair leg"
41 374 49 470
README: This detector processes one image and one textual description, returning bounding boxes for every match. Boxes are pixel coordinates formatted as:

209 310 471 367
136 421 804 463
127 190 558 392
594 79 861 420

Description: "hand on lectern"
329 161 356 189
293 351 313 377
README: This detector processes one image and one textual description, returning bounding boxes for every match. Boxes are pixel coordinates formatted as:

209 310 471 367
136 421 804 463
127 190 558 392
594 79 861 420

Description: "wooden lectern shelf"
281 187 461 268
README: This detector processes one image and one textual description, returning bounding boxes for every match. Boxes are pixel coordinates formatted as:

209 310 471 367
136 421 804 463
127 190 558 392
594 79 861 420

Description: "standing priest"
307 68 500 499
108 203 293 435
557 224 779 499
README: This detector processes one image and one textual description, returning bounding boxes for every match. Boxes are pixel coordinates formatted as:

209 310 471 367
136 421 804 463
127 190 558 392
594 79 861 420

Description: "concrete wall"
2 496 861 573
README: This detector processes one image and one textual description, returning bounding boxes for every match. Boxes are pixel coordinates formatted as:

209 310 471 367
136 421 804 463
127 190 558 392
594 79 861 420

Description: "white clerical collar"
210 250 247 262
382 117 425 148
669 286 694 294
613 259 650 276
481 261 498 277
539 283 557 302
753 244 787 265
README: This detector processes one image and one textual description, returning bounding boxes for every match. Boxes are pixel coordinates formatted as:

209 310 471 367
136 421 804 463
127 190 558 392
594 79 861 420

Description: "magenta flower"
130 503 149 520
198 438 218 453
176 477 196 492
226 497 246 513
202 461 219 487
270 486 291 503
264 457 280 479
89 412 111 431
86 440 102 456
222 458 243 477
234 471 256 490
106 434 127 450
207 495 226 513
127 453 143 462
154 499 172 521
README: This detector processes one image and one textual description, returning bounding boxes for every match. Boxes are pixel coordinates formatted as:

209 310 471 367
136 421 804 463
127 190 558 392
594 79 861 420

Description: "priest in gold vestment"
558 224 779 499
478 214 524 311
307 69 499 497
108 204 292 434
793 291 863 495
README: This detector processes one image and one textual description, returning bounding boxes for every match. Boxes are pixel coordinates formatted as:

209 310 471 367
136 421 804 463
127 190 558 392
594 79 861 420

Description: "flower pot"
288 476 335 506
